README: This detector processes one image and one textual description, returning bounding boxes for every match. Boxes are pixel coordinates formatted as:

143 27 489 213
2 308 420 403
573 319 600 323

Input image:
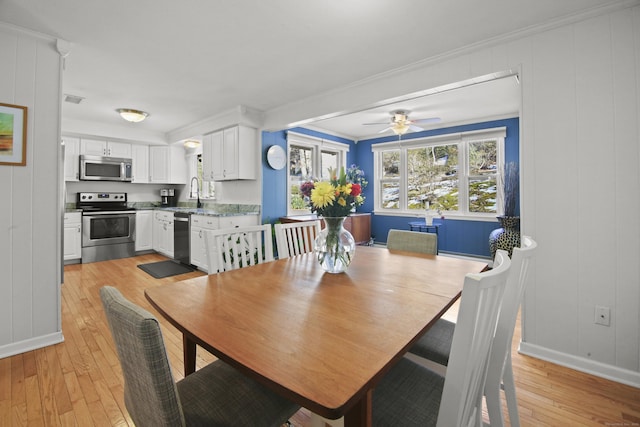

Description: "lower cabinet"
64 212 82 264
135 210 154 252
190 214 259 273
153 211 174 258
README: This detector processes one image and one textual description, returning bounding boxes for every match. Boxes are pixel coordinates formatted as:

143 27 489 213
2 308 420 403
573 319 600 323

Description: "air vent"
64 94 84 104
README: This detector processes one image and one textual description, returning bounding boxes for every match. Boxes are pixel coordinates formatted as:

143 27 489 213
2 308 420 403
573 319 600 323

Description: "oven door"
82 212 136 247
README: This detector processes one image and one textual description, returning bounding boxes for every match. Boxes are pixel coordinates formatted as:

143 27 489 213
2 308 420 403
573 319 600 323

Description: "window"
372 127 505 218
189 154 215 200
287 132 349 214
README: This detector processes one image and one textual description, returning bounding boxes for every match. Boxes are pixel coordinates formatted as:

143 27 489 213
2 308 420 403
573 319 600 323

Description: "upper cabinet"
81 138 132 158
149 145 188 184
131 144 149 183
203 125 257 181
63 136 80 182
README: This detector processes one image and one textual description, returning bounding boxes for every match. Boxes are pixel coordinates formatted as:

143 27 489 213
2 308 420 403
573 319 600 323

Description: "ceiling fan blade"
410 117 441 125
378 126 393 134
408 124 425 132
363 121 391 126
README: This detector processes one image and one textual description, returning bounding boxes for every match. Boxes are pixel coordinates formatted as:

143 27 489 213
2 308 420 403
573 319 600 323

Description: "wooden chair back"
204 224 274 273
274 220 321 259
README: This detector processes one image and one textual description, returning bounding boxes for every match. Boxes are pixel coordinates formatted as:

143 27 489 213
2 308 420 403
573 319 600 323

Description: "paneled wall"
263 4 640 386
0 25 63 356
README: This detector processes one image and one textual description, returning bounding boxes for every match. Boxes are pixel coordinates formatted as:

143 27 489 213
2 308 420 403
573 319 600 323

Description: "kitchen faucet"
190 176 202 208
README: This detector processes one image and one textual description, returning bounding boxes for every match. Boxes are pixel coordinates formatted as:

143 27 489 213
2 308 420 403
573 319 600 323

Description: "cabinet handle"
199 230 202 238
77 226 81 232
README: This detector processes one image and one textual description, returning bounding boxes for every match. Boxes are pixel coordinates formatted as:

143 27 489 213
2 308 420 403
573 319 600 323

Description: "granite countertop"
153 206 260 217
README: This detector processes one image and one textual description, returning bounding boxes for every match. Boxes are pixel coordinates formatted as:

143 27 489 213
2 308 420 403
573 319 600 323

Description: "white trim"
518 341 640 388
0 332 65 359
371 127 506 151
286 130 350 152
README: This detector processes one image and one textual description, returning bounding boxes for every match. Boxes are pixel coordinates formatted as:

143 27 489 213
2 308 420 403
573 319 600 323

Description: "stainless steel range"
77 192 136 263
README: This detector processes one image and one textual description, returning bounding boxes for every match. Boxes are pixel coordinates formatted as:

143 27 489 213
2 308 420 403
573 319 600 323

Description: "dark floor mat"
137 260 195 279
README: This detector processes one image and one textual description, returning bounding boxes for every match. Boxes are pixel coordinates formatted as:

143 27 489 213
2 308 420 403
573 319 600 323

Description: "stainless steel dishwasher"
173 212 191 265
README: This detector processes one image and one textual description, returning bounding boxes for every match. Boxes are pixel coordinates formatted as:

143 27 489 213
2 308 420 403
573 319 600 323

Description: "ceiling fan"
364 110 440 136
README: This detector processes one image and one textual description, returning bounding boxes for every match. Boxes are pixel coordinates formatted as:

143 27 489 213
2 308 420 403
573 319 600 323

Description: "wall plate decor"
266 145 286 170
0 102 28 166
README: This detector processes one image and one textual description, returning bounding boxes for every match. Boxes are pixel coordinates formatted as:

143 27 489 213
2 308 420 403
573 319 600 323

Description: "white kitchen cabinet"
63 136 80 181
190 215 219 271
81 138 132 158
131 144 149 183
135 210 153 252
190 214 258 272
149 145 187 184
203 125 257 181
63 212 82 263
153 211 174 258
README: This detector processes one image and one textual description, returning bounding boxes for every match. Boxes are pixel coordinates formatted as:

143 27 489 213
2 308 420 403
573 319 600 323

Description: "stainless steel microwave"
79 155 133 181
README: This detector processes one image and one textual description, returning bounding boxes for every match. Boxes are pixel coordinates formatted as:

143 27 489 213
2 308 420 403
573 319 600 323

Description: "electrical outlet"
595 305 611 326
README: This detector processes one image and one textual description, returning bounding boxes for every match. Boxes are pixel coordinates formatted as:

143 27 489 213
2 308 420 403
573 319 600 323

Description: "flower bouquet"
299 166 365 273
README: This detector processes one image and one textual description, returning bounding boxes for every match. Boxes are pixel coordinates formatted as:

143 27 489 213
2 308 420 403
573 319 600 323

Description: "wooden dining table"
145 246 487 427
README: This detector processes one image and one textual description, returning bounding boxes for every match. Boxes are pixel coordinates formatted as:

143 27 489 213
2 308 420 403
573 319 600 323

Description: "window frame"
287 131 349 215
372 127 506 220
188 153 215 200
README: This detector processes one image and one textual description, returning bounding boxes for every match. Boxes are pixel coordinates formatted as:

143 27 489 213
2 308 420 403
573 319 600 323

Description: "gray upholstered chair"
386 229 438 255
100 286 299 427
408 235 537 427
372 250 512 426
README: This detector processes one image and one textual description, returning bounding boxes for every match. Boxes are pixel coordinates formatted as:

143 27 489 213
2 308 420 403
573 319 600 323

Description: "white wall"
263 3 640 386
0 24 64 357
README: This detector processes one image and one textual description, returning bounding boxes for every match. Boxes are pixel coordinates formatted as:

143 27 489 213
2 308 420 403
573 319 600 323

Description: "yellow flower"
311 181 336 208
337 184 352 195
337 197 346 206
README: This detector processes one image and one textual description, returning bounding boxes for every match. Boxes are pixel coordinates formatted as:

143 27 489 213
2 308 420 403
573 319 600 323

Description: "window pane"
289 145 314 210
321 151 338 179
406 144 458 211
382 151 400 178
469 176 497 213
290 145 313 178
468 140 497 175
381 181 400 209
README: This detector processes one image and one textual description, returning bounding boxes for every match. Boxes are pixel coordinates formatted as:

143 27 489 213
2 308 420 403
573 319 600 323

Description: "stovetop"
77 192 134 212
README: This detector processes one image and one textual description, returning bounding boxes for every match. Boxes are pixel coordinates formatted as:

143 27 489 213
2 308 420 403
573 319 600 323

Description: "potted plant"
489 161 520 258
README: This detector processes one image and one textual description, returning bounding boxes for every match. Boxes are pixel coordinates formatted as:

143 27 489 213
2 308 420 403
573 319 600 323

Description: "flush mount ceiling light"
183 139 201 148
116 108 149 123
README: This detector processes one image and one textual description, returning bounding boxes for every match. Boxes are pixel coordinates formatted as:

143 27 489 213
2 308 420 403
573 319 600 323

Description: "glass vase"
314 217 356 273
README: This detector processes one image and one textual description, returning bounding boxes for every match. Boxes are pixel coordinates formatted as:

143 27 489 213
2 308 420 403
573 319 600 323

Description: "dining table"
145 245 487 427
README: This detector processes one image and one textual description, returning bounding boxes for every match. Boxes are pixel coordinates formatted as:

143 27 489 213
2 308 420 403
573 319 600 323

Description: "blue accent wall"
261 127 357 224
262 118 519 259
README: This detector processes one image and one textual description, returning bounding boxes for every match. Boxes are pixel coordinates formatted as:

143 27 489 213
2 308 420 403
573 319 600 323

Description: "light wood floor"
1 253 639 426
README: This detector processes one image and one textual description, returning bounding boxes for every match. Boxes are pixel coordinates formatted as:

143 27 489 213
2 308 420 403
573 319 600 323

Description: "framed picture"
0 102 28 166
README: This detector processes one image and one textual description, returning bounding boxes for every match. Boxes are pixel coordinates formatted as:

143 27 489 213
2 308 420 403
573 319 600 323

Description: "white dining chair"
204 224 274 273
274 220 321 259
372 250 512 426
408 235 537 427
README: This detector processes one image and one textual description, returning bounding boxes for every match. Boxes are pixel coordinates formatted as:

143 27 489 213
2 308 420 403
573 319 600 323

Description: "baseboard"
0 332 65 359
519 341 640 388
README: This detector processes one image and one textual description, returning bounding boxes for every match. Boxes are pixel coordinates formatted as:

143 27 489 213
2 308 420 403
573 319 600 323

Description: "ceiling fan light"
116 108 149 123
392 123 409 135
